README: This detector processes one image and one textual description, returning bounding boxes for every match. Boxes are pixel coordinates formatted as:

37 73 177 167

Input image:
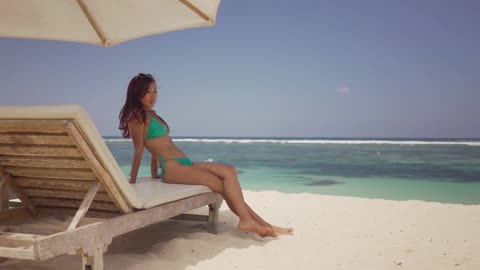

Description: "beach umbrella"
0 0 221 46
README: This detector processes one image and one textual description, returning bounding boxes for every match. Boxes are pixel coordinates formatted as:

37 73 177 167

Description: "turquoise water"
239 167 480 204
105 137 480 205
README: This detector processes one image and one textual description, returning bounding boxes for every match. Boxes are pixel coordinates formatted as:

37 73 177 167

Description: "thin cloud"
336 87 351 94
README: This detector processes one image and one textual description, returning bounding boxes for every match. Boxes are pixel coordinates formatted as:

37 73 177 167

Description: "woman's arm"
128 119 145 184
151 154 159 178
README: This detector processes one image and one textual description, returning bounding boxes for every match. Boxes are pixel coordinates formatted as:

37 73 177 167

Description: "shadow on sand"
3 210 275 270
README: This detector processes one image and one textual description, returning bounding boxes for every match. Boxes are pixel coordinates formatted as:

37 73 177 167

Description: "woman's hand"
150 154 160 178
129 172 137 184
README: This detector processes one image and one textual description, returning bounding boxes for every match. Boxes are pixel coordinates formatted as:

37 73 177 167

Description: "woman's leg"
192 162 271 227
193 162 294 236
162 160 272 236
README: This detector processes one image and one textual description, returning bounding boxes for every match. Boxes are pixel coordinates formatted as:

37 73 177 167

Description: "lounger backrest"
0 106 137 215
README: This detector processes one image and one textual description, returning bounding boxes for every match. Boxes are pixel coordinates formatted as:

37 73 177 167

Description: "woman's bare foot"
238 219 272 237
272 226 294 236
262 226 294 237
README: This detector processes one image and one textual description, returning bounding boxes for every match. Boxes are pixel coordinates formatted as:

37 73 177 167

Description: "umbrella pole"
179 0 212 22
75 0 107 45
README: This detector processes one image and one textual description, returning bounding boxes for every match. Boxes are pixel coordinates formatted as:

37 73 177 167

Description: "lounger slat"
0 156 90 169
23 188 111 202
0 134 74 145
0 239 32 248
37 206 120 219
171 213 209 222
0 246 35 260
1 173 37 216
0 232 40 248
5 167 96 180
0 225 62 236
0 176 7 210
0 135 13 144
0 120 68 133
0 145 82 157
68 181 101 230
0 207 31 222
15 177 105 191
30 197 118 211
66 122 132 213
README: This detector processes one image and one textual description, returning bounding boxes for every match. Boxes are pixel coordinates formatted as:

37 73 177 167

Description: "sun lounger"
0 105 223 270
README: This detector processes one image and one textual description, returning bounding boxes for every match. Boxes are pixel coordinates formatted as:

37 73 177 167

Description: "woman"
119 73 293 237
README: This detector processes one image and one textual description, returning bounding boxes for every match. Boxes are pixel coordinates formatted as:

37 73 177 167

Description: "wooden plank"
0 232 41 241
0 145 82 157
68 181 101 230
0 232 40 248
15 177 105 191
0 225 61 236
0 156 90 169
4 167 96 180
66 122 132 213
36 192 222 261
0 238 32 248
0 119 68 133
171 214 208 222
30 197 117 212
0 134 14 144
0 133 74 145
23 188 111 202
37 207 119 219
0 177 6 192
0 207 31 222
0 172 37 216
0 188 7 210
0 176 7 210
0 246 35 260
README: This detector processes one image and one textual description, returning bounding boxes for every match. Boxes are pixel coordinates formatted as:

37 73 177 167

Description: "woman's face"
140 81 157 110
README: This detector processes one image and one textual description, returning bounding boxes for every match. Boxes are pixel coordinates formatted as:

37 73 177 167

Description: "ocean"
104 137 480 205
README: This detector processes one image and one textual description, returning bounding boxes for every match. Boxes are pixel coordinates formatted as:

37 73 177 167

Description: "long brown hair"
118 73 155 138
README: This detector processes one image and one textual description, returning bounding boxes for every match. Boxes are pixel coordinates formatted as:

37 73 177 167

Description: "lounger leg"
82 245 104 270
207 202 221 234
0 186 8 211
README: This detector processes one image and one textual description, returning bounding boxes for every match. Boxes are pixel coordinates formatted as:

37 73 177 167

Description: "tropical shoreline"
5 190 480 270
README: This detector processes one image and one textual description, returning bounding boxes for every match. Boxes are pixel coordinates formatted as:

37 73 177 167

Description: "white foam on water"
103 138 480 146
104 138 132 142
169 138 480 146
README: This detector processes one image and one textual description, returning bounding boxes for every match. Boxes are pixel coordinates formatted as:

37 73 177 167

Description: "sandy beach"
2 190 479 270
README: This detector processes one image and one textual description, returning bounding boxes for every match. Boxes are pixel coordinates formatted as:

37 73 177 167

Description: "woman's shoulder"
127 112 148 127
148 109 159 116
147 110 164 121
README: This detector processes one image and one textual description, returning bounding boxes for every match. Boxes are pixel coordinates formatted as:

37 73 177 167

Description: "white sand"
3 191 480 270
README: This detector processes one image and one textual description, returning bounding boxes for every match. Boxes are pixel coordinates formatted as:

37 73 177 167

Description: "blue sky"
1 0 479 138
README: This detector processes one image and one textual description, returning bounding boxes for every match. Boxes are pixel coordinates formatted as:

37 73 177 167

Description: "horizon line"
101 135 480 140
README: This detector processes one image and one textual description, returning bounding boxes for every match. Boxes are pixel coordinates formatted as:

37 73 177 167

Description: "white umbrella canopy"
0 0 221 46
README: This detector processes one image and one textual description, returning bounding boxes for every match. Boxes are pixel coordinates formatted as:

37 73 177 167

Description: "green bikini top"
146 114 170 140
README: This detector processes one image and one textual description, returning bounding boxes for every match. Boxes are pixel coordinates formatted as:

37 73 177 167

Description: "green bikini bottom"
158 156 193 179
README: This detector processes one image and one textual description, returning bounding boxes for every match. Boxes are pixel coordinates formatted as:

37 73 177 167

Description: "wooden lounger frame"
0 118 223 269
